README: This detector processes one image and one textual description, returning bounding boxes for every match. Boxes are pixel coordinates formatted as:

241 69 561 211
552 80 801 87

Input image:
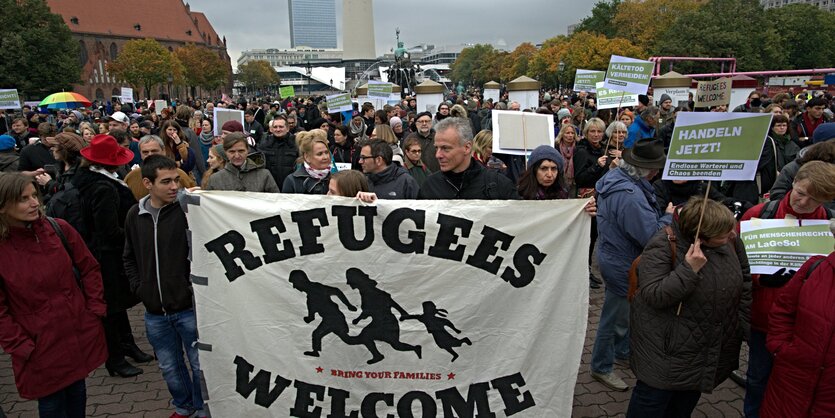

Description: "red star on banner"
447 372 456 380
316 367 323 373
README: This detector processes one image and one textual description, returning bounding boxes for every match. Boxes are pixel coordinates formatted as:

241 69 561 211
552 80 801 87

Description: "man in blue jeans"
123 155 205 418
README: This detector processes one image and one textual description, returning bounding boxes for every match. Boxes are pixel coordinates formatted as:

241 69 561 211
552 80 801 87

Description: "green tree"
450 44 503 86
237 60 280 94
501 43 537 83
656 0 785 72
108 38 178 99
175 44 230 98
0 0 80 99
574 0 622 38
767 4 835 69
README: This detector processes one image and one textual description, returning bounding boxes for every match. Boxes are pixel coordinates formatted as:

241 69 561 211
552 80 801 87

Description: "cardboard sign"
741 219 834 274
154 100 168 115
573 70 606 93
491 110 555 156
662 112 772 181
0 89 21 109
694 78 731 108
603 55 654 95
327 93 353 113
187 192 591 417
120 87 134 104
279 86 296 99
213 108 245 136
595 82 639 110
367 81 393 99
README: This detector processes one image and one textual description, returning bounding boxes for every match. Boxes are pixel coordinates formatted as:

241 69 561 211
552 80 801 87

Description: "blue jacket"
595 167 671 296
625 115 655 149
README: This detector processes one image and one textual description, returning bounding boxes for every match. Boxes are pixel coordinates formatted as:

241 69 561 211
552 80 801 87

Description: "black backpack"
45 181 88 239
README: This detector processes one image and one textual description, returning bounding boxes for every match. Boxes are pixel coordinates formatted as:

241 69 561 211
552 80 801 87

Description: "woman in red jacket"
762 220 835 417
0 173 107 417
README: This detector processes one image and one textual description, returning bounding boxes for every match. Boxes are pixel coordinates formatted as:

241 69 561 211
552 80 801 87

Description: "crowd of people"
0 83 834 417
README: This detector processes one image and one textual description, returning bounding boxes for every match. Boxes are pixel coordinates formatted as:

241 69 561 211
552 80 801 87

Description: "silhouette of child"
402 301 472 362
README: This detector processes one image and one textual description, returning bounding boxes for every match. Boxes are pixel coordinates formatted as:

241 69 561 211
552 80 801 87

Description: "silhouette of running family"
289 268 472 364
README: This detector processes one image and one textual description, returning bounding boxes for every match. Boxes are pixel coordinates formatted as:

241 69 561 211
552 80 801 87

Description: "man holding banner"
738 161 835 418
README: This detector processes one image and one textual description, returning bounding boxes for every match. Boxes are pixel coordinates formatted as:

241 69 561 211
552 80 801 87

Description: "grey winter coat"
0 151 19 172
367 164 419 199
203 152 279 193
630 220 751 393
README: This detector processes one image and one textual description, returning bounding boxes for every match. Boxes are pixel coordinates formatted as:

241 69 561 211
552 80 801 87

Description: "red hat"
80 134 135 166
221 120 243 133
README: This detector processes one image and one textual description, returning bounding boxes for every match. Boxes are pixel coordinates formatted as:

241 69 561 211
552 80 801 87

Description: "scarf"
304 162 330 180
199 130 214 146
559 142 575 184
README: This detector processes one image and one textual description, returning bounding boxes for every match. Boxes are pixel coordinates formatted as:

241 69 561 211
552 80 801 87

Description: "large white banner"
187 192 591 417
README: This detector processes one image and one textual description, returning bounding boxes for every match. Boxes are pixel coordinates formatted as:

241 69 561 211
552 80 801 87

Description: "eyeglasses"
416 119 431 124
358 155 375 161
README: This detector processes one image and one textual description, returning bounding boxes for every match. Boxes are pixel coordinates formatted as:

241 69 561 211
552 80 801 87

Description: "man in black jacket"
258 116 298 186
123 155 205 418
360 140 418 199
418 117 517 200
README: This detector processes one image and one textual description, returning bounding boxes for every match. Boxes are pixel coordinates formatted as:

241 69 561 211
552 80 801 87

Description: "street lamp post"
167 74 173 102
306 61 312 96
558 61 565 92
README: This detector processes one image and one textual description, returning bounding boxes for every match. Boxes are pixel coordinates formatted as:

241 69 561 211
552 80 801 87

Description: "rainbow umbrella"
38 92 93 109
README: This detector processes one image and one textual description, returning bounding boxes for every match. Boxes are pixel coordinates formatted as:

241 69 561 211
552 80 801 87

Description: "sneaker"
591 371 629 391
730 369 747 387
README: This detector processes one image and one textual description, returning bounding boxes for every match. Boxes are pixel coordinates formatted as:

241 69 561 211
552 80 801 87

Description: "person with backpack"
760 220 835 418
626 197 750 417
739 160 835 418
72 134 152 378
0 172 107 416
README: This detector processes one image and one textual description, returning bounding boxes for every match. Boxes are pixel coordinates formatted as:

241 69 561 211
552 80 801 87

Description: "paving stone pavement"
1 289 748 417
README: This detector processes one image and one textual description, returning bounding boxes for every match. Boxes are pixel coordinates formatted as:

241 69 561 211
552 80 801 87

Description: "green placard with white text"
573 70 605 93
279 86 296 99
740 219 834 274
326 93 352 113
662 112 771 181
602 55 653 95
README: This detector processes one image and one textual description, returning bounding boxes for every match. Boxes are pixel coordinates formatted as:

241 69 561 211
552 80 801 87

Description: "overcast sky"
187 0 595 69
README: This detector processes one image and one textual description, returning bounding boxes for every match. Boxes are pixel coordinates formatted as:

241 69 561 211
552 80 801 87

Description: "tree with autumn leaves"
108 38 228 99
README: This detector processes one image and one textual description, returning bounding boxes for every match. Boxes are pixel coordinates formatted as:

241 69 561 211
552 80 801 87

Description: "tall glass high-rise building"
288 0 338 49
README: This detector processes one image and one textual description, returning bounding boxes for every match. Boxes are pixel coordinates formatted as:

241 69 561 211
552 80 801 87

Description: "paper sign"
0 89 21 109
595 82 639 110
491 110 555 156
187 192 590 417
603 55 654 95
740 219 834 274
654 87 690 106
334 162 352 172
694 77 731 108
327 93 353 113
279 86 296 99
662 112 772 181
573 70 606 93
213 108 245 136
120 87 134 104
154 100 167 115
367 81 393 99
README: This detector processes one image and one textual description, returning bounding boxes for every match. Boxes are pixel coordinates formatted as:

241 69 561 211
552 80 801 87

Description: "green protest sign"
367 82 392 99
602 55 654 95
595 82 638 110
326 93 352 113
741 219 834 274
573 70 605 93
0 89 21 109
662 112 771 181
279 86 296 99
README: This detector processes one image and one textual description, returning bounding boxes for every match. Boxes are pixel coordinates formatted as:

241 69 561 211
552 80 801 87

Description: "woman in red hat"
71 134 153 378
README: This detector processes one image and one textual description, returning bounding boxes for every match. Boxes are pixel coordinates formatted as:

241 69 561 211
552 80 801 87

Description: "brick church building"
46 0 233 101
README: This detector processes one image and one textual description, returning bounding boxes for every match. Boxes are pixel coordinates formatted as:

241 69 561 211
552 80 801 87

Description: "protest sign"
279 86 296 99
573 70 606 93
603 55 654 95
213 108 245 136
187 192 591 417
367 81 393 99
595 82 639 110
740 219 834 274
154 99 167 115
0 89 21 109
491 110 555 156
654 87 690 106
120 87 134 104
662 112 771 181
694 78 731 108
327 93 353 113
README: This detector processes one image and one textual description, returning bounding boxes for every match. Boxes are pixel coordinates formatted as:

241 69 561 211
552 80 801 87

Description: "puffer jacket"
596 167 672 296
367 164 419 199
762 254 835 418
572 139 608 189
258 133 298 186
203 152 279 193
631 219 751 393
